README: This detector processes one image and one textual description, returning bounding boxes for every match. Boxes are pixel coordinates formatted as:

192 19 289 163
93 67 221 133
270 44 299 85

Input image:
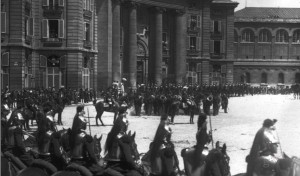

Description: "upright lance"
209 113 214 149
87 107 91 136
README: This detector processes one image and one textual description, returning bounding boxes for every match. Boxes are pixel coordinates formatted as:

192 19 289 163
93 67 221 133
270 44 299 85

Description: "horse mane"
204 149 224 176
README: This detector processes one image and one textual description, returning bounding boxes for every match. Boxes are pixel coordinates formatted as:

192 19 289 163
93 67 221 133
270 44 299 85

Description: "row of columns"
110 0 186 89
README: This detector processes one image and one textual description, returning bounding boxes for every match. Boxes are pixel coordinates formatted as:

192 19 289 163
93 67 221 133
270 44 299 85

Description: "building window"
49 20 58 38
212 20 222 34
84 22 90 41
1 12 6 33
293 30 300 43
234 31 238 42
189 37 196 50
42 19 64 39
188 15 201 29
162 32 168 50
259 29 271 42
49 0 59 8
278 73 284 84
210 40 224 55
261 72 267 83
82 68 90 89
276 29 288 43
241 29 254 42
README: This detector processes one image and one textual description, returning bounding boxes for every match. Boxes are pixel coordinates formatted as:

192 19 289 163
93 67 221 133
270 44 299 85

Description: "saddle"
104 100 113 108
253 155 278 175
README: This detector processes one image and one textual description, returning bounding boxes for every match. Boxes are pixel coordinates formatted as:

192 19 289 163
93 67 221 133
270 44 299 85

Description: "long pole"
209 114 214 149
87 107 91 136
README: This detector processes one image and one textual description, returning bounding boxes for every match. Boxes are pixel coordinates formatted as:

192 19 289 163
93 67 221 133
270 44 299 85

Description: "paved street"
57 94 300 175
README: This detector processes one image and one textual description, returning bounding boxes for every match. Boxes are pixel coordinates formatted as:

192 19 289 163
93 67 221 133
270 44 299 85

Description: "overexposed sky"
234 0 300 11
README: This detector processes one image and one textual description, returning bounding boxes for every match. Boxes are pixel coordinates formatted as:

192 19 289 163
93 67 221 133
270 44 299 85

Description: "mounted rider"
4 104 34 166
36 103 66 170
69 105 104 175
104 109 142 176
246 119 279 176
147 114 179 175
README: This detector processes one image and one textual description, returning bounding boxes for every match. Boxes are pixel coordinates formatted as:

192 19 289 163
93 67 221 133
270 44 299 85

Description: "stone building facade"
1 0 97 90
234 8 300 87
1 0 237 90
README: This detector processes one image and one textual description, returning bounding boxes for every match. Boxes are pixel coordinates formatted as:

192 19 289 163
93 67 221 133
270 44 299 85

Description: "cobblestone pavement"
56 94 300 175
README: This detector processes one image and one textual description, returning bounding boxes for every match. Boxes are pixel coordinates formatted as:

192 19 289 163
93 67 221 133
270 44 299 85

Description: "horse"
104 130 143 176
181 141 231 176
16 159 57 176
51 163 93 176
1 151 27 176
233 154 300 176
93 98 124 126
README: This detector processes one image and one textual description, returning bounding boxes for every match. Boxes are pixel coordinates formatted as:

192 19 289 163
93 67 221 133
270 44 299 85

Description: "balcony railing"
83 10 93 19
25 36 32 45
43 6 63 18
42 38 63 47
163 48 169 56
83 40 92 49
187 49 200 56
187 27 200 33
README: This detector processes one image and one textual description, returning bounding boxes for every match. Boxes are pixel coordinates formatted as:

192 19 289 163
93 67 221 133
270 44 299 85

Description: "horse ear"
94 134 97 139
128 130 132 136
99 134 103 141
222 144 227 153
216 141 220 149
132 131 136 139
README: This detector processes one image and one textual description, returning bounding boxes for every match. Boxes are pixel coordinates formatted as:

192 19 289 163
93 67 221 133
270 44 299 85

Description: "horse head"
93 134 103 160
128 131 140 161
205 142 231 176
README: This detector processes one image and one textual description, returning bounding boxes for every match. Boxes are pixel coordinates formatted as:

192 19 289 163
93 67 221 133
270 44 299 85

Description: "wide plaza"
56 94 300 175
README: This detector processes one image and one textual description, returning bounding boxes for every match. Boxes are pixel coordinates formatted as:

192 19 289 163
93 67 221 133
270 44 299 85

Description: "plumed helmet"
122 78 127 82
263 119 277 128
76 105 84 113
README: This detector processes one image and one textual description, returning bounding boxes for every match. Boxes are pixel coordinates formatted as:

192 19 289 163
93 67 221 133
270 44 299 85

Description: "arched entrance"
136 41 148 84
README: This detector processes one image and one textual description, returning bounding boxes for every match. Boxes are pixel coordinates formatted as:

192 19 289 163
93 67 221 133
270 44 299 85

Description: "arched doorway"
136 41 148 84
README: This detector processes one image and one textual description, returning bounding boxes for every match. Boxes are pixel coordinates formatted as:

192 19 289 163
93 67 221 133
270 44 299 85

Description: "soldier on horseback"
36 103 66 170
104 109 143 176
246 119 279 176
69 105 104 175
146 114 180 176
4 104 34 166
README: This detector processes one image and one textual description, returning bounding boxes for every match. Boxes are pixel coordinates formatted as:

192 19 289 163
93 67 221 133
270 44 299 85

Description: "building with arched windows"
1 0 238 90
234 7 300 87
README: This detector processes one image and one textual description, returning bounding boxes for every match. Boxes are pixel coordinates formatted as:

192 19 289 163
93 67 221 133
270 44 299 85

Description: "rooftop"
235 7 300 23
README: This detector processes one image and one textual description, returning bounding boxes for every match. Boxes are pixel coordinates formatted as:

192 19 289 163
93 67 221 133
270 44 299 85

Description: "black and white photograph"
1 0 300 176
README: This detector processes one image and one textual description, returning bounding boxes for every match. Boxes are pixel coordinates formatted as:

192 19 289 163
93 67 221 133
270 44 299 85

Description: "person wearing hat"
246 119 278 176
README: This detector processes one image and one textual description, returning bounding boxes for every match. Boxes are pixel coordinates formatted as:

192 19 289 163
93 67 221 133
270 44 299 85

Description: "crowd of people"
1 82 299 176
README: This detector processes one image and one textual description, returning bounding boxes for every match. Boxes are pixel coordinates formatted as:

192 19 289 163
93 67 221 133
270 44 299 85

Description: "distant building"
1 0 238 90
234 7 300 87
1 0 97 90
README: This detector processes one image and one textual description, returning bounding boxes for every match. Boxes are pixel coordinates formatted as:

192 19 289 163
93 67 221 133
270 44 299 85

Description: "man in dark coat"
246 119 278 176
203 95 212 116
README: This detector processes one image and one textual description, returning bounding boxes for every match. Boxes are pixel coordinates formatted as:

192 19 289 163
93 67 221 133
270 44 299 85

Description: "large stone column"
149 7 163 85
174 9 186 84
112 0 121 82
96 0 112 90
123 1 137 89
